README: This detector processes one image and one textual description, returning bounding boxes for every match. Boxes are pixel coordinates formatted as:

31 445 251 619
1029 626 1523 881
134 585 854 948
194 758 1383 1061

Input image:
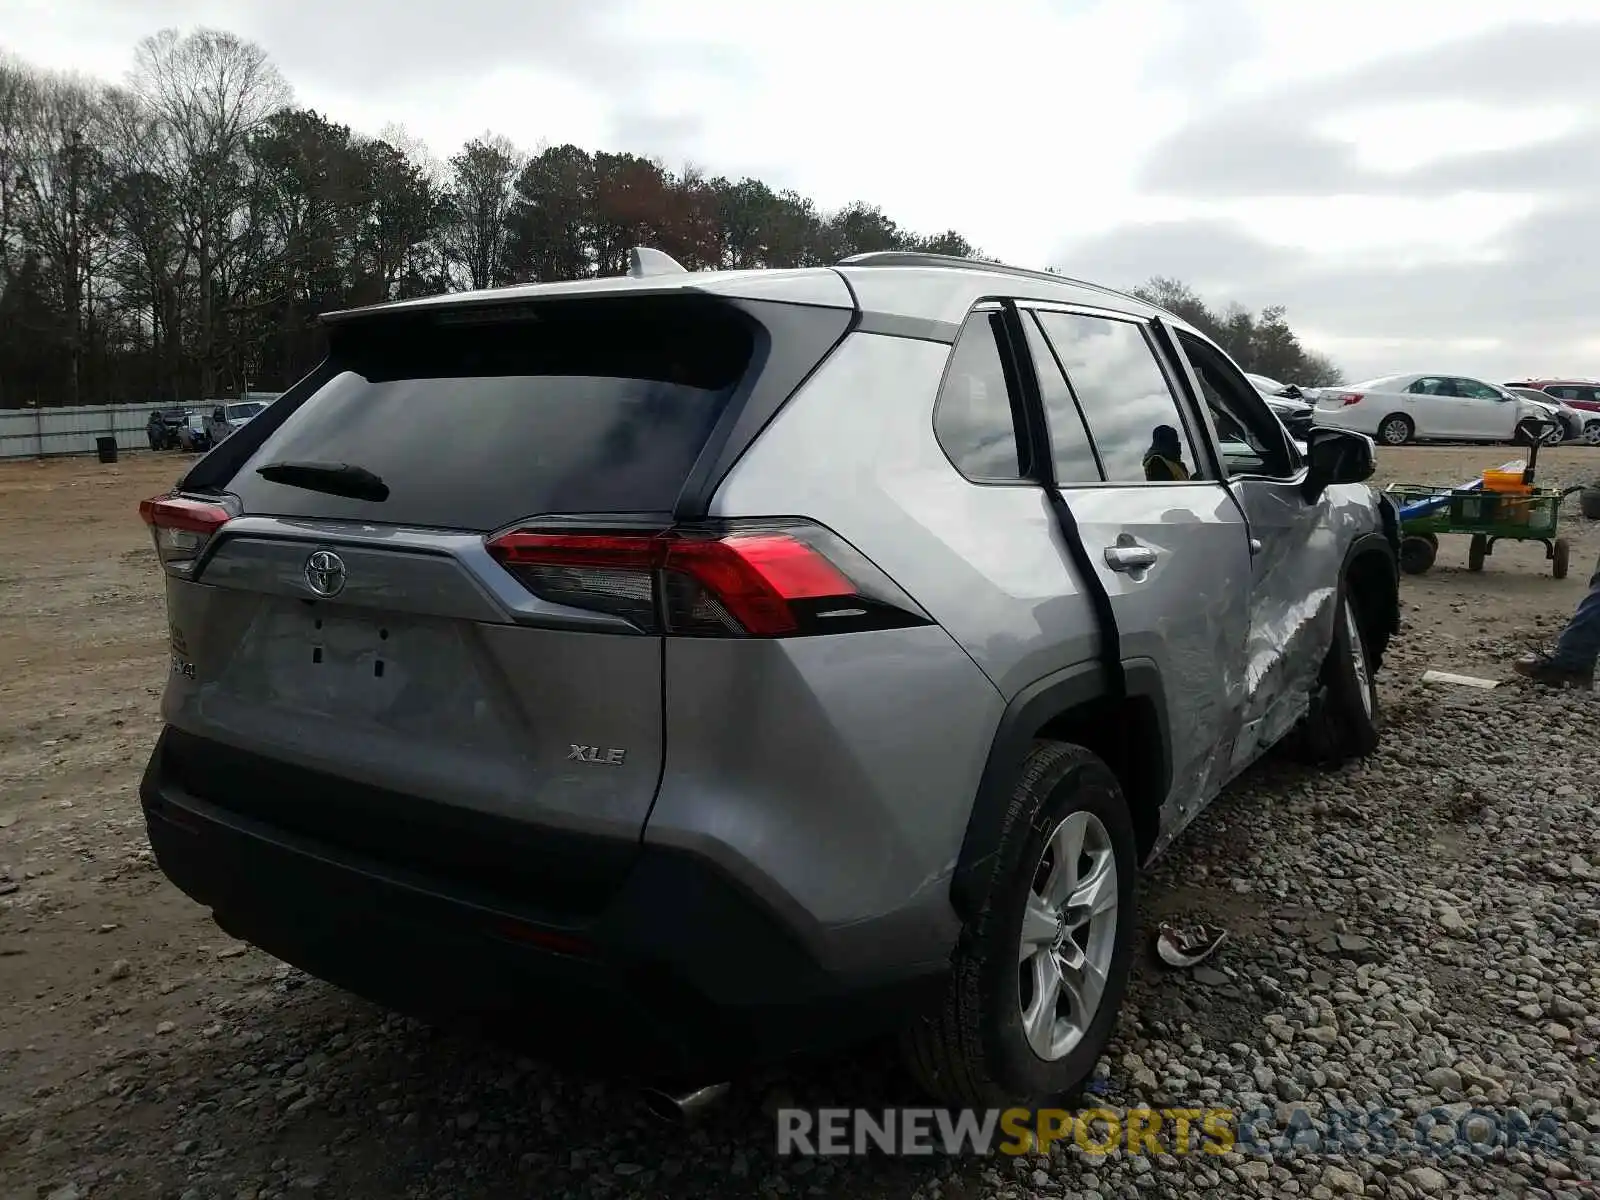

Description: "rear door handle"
1104 544 1158 572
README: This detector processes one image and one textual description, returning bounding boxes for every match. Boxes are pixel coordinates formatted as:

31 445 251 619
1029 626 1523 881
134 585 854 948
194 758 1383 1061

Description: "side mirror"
1302 428 1375 502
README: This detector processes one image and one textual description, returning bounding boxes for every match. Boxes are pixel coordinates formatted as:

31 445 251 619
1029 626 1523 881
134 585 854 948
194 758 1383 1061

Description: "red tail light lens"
1339 392 1365 406
139 494 233 577
486 520 928 638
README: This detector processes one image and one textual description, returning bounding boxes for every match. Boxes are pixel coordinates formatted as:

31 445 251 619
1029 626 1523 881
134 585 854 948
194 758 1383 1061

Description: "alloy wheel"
1017 810 1119 1062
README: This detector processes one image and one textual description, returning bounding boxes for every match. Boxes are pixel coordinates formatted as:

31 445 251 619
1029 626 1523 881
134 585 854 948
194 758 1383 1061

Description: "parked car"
1313 373 1560 446
1505 379 1600 445
146 408 192 451
1245 373 1315 440
136 248 1400 1109
175 412 215 453
223 400 267 430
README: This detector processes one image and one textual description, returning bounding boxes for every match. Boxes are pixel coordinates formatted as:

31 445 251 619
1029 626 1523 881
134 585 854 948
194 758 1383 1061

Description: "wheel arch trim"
949 658 1170 923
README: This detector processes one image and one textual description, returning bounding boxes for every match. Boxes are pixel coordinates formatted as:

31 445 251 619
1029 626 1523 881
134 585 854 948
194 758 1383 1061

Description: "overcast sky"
8 0 1600 383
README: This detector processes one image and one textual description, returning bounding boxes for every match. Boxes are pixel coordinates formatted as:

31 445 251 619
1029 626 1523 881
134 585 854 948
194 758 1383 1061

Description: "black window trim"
1018 308 1108 484
994 299 1125 700
1020 300 1217 489
1162 324 1304 485
929 301 1037 488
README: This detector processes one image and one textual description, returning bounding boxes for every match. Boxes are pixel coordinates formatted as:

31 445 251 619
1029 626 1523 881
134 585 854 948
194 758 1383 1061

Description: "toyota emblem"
304 549 347 598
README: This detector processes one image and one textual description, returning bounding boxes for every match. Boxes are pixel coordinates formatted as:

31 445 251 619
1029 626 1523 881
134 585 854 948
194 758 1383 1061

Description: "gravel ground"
2 447 1600 1200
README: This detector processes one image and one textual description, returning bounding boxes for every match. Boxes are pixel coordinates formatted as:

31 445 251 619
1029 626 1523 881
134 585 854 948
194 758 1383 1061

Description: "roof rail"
629 246 688 278
836 251 1149 308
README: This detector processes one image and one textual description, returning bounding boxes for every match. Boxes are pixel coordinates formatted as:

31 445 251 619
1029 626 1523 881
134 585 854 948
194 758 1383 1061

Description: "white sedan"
1312 373 1561 446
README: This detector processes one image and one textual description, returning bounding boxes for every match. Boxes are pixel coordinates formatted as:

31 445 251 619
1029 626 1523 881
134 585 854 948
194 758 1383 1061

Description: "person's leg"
1552 563 1600 668
1515 558 1600 685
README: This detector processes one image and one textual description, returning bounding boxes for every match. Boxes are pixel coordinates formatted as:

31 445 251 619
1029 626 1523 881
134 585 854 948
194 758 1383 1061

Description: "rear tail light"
1337 393 1365 406
138 494 234 577
485 519 930 638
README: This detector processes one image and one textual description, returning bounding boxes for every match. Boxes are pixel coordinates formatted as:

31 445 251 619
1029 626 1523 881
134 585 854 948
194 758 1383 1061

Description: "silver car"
136 249 1400 1108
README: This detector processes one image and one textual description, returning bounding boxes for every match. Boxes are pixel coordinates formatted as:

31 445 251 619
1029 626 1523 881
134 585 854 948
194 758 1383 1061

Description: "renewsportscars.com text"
775 1105 1596 1161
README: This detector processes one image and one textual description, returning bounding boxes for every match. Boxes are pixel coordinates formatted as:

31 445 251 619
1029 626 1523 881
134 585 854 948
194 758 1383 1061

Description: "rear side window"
1020 311 1102 484
933 312 1027 482
1547 386 1597 402
1033 311 1201 484
228 298 755 531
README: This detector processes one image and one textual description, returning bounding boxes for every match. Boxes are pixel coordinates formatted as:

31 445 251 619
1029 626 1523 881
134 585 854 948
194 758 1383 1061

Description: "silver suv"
137 250 1400 1108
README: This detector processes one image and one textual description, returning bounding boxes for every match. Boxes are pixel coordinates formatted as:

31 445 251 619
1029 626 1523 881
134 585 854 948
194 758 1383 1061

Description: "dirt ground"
1 445 1598 1199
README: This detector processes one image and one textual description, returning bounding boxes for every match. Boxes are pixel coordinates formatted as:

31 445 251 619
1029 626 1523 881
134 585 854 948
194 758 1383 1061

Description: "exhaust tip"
639 1081 730 1124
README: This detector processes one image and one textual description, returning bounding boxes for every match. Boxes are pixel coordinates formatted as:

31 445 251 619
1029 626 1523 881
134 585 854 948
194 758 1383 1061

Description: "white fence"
0 397 281 460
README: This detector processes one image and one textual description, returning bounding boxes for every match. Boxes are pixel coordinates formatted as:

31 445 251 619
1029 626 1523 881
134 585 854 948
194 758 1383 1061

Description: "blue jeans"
1552 558 1600 670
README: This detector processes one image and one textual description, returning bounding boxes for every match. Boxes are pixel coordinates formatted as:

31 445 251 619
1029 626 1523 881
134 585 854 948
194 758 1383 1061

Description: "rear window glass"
229 298 755 531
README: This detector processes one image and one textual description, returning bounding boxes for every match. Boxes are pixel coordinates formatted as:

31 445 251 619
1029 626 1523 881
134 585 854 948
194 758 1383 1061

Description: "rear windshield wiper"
255 460 390 502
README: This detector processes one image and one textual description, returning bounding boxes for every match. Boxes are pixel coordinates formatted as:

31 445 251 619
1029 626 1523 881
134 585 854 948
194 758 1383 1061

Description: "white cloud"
5 0 1599 379
1319 101 1584 174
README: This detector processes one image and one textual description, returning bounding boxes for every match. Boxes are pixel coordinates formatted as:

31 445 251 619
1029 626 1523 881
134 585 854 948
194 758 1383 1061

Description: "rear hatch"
146 291 845 913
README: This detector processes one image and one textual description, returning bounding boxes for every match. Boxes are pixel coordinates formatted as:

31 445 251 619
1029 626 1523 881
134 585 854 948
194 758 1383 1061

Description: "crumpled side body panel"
1145 479 1389 860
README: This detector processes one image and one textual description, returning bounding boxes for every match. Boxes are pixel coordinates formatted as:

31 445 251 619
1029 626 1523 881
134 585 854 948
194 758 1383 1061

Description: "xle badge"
569 745 626 766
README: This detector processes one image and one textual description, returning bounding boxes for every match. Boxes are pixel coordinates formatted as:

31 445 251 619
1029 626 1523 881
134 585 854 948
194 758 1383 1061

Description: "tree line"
0 28 1340 410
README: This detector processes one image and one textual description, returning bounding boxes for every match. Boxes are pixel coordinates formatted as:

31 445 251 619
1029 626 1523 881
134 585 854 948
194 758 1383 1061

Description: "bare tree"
0 56 40 289
127 27 290 395
440 133 523 290
12 68 114 404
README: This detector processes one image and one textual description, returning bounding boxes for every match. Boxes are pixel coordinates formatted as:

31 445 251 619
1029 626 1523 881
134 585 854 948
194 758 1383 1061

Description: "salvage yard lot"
2 449 1599 1200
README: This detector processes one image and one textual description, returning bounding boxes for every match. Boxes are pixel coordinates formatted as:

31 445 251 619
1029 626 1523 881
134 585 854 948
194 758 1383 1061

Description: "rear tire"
1468 534 1487 572
1554 538 1571 580
1299 585 1381 765
901 742 1137 1108
1377 415 1413 446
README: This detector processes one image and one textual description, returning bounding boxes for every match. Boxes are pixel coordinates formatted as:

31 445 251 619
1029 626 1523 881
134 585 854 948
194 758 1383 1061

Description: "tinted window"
229 297 755 531
1021 312 1102 484
1409 377 1450 395
1033 311 1200 484
1546 386 1593 401
934 312 1026 481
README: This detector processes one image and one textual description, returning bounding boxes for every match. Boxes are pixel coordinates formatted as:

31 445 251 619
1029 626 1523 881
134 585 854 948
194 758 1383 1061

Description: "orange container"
1482 468 1531 494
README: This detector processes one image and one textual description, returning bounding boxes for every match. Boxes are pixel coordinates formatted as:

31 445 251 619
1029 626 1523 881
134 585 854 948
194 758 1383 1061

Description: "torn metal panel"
1145 483 1389 862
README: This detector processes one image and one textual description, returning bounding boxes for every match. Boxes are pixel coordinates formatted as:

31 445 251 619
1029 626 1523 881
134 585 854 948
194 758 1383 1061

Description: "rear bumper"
139 728 945 1078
